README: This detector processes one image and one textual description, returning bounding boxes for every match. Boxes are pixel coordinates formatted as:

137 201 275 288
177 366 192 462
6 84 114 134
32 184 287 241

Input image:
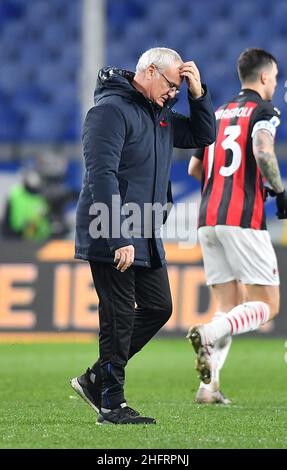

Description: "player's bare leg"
244 285 279 319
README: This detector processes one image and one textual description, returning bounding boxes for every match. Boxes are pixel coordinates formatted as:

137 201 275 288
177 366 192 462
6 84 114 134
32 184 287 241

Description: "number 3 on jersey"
207 125 242 179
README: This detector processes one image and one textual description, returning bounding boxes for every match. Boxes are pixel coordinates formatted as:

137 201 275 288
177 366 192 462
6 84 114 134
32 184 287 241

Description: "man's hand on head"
179 61 203 99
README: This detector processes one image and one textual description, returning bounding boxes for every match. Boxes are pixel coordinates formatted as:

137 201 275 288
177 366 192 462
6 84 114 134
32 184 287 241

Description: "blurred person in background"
70 47 216 425
37 152 79 238
1 168 51 241
187 48 287 404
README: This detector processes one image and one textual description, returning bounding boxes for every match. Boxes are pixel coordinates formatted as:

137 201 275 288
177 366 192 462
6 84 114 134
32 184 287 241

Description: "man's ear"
260 70 268 85
146 64 156 80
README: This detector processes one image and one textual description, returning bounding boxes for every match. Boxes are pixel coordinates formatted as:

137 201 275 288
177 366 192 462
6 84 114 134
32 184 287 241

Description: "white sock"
101 407 111 413
200 312 232 392
101 402 126 413
213 312 232 378
202 301 270 345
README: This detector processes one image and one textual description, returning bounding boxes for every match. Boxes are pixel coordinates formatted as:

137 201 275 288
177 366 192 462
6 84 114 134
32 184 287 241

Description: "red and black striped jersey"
196 89 281 230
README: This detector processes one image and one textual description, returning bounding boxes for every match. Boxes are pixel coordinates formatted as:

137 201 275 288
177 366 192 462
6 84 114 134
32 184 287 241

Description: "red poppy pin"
160 118 168 127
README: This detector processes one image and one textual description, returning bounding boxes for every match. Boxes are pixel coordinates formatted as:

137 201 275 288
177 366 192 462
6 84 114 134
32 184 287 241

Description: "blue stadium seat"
12 84 51 115
232 0 262 19
0 106 23 141
19 42 48 66
24 108 66 141
106 41 133 69
270 40 287 74
164 20 199 54
247 21 272 46
122 20 156 59
1 20 26 43
0 1 24 21
0 63 28 94
52 84 78 115
107 0 144 34
41 23 69 49
36 62 73 92
272 0 287 25
24 0 53 25
145 1 177 32
273 78 287 110
206 19 235 44
0 41 20 61
0 0 82 142
62 109 82 141
59 43 81 72
225 39 253 66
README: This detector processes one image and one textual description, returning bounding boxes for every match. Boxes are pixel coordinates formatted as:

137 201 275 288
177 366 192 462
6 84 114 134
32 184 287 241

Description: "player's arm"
252 128 284 193
253 128 287 218
188 156 203 181
188 147 204 181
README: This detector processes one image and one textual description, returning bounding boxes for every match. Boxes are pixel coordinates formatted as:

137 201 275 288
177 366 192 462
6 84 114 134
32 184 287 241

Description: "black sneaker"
97 406 156 425
70 368 101 413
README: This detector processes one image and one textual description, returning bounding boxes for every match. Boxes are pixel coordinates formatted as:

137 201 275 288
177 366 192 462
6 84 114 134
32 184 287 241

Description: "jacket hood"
94 67 177 109
94 67 139 104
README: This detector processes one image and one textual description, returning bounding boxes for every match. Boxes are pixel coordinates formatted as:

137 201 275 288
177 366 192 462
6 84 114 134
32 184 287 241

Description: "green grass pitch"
0 337 286 449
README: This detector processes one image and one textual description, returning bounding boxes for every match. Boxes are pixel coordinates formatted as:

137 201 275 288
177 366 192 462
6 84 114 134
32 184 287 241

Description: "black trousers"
89 261 172 409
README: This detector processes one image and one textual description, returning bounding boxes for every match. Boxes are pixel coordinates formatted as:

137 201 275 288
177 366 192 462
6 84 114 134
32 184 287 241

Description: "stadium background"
1 0 287 452
0 0 286 338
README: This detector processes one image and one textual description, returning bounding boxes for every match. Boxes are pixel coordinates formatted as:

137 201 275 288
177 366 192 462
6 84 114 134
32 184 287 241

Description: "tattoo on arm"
253 129 284 193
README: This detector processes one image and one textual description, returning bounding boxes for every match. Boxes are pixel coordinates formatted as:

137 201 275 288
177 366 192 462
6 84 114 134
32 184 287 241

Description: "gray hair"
136 47 182 73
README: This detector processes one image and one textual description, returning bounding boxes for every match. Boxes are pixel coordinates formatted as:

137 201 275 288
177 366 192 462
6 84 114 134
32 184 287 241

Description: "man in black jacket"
71 47 216 425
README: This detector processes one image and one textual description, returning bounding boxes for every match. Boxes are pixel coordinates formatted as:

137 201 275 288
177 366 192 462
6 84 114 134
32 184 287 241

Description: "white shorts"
198 225 280 286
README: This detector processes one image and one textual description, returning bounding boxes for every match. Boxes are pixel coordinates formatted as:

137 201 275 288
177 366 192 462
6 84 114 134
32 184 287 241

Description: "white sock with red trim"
202 302 270 345
200 312 232 392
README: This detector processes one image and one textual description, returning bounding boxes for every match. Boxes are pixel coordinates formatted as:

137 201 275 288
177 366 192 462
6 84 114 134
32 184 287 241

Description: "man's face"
148 62 183 107
265 61 278 100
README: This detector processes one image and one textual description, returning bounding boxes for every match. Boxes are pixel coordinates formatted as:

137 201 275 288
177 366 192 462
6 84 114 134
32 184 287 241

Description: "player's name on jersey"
215 106 253 120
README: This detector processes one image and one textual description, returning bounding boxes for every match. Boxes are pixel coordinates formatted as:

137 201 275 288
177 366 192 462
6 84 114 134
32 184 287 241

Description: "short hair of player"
237 48 277 84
